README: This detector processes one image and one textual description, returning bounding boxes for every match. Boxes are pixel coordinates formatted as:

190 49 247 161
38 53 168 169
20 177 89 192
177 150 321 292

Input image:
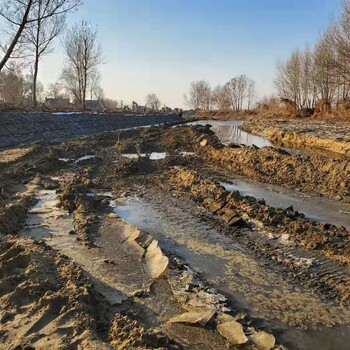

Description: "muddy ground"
0 120 349 349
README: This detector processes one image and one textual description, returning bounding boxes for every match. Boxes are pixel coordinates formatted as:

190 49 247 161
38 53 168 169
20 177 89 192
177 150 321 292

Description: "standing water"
111 194 350 350
189 120 343 158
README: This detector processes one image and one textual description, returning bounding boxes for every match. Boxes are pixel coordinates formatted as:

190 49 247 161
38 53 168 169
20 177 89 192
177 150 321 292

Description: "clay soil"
0 119 349 349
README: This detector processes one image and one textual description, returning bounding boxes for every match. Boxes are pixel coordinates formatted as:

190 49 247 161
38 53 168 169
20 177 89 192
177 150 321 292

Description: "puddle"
20 187 149 305
189 120 342 158
221 179 350 230
149 152 167 160
111 194 350 350
121 152 167 160
189 120 272 148
74 155 95 164
180 151 195 156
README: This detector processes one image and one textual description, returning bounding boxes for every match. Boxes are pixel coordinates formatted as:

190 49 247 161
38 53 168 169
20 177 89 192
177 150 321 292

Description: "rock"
217 312 236 324
250 331 275 350
200 139 208 147
217 319 248 345
168 310 215 326
143 239 168 279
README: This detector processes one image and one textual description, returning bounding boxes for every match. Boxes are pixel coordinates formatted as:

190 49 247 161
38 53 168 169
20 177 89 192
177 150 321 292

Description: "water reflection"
189 120 340 158
221 179 350 230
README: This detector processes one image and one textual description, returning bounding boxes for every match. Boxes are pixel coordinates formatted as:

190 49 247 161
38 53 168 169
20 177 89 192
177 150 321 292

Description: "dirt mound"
165 167 350 265
0 196 35 234
0 237 108 349
193 127 350 202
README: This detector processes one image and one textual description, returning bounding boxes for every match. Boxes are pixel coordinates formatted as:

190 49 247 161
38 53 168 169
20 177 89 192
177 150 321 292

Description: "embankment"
0 111 184 150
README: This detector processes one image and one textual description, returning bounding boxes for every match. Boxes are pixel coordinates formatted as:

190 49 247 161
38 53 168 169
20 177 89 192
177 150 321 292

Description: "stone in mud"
217 312 237 324
143 239 169 279
200 139 208 147
217 318 248 345
168 310 215 326
250 331 275 350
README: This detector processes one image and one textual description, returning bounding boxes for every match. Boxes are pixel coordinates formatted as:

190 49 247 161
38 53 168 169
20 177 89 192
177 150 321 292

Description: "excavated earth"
240 119 350 158
0 119 349 350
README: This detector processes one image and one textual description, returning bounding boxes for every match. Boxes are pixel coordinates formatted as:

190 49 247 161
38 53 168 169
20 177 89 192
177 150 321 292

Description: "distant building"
85 100 101 111
45 98 70 109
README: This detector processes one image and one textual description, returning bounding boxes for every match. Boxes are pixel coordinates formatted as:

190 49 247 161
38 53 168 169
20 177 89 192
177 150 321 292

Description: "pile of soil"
193 126 350 202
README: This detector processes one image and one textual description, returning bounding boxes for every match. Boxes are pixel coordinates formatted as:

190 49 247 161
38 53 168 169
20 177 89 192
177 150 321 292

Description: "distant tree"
212 84 230 109
0 70 25 104
22 73 43 101
0 0 82 73
101 98 118 111
23 0 81 107
46 81 66 98
146 93 161 110
61 21 102 109
226 75 255 111
88 70 103 99
275 48 316 109
247 79 256 110
184 80 212 110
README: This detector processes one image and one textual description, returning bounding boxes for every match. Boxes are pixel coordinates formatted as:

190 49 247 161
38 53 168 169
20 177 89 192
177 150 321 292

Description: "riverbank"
241 119 350 158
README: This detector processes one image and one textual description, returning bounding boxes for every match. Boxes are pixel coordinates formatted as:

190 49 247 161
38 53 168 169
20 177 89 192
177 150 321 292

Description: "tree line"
275 0 350 110
185 75 255 111
0 0 104 109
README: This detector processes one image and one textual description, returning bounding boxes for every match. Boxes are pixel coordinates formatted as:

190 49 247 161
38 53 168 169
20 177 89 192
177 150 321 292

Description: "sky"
38 0 342 108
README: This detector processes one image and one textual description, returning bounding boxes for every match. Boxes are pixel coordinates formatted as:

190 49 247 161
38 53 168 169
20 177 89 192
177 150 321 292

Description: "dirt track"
0 120 350 349
0 111 184 150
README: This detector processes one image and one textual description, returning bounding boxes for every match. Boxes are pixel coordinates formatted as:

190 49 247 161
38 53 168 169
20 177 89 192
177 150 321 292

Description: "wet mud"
0 119 349 349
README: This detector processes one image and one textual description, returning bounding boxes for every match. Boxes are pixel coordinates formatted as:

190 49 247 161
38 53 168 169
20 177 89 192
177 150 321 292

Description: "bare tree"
226 75 255 111
146 93 161 110
22 72 43 101
61 21 102 109
184 80 212 110
275 50 304 108
0 0 82 73
212 84 230 109
0 70 25 104
46 81 65 98
24 0 80 107
313 34 336 104
88 69 103 99
247 79 256 110
101 98 118 111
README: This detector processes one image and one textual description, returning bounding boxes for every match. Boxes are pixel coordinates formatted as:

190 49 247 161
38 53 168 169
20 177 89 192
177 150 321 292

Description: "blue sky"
39 0 341 108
